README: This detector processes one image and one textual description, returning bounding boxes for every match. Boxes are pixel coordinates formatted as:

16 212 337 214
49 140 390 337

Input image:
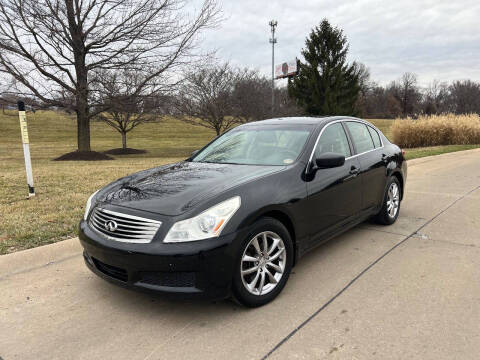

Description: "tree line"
357 72 480 119
1 5 479 156
286 20 480 119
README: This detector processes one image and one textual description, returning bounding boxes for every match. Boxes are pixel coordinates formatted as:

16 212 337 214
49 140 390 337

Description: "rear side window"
314 123 351 158
345 122 375 154
368 126 382 148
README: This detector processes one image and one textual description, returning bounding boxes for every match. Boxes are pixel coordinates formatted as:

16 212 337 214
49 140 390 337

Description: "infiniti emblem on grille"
104 220 118 232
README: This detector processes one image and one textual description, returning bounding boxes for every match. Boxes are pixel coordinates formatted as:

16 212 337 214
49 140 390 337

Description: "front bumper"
79 220 246 300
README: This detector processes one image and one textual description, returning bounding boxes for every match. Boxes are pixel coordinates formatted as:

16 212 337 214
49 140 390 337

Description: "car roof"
243 116 365 127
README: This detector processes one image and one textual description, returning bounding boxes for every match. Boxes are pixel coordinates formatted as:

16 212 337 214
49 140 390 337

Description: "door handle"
349 166 359 176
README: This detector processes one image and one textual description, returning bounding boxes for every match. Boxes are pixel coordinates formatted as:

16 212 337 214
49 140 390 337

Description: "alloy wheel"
240 231 286 296
387 182 400 218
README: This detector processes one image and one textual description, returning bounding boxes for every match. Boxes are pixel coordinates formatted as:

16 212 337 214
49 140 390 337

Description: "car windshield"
192 125 313 166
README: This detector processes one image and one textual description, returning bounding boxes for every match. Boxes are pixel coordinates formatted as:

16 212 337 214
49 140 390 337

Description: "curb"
407 148 480 167
0 237 81 280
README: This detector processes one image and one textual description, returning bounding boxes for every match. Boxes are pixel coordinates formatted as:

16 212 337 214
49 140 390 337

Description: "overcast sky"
196 0 480 87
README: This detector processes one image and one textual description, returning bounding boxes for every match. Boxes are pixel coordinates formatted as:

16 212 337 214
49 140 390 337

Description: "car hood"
95 161 284 216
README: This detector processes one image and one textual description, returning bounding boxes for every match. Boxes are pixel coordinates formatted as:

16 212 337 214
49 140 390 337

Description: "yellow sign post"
17 101 35 197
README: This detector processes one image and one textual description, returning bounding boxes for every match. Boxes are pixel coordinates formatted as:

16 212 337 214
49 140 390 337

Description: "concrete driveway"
1 149 479 360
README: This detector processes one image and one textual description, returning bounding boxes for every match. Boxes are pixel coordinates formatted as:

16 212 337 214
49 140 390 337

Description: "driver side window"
314 123 351 158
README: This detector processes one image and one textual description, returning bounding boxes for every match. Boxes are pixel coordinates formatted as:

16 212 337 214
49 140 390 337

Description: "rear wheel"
232 218 293 307
374 176 401 225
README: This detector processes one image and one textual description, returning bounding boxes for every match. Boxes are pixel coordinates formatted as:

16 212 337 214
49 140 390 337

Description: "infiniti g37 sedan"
79 116 407 307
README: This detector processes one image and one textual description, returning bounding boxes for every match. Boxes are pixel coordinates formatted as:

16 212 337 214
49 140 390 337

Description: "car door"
305 122 362 247
344 121 387 211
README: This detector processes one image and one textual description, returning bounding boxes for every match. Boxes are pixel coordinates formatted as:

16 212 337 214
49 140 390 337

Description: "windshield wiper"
197 160 243 165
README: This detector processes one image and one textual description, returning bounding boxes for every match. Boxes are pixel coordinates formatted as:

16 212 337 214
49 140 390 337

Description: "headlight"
83 190 100 221
164 196 241 243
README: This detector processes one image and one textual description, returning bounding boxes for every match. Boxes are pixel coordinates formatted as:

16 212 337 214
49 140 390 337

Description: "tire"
374 176 402 225
232 217 293 307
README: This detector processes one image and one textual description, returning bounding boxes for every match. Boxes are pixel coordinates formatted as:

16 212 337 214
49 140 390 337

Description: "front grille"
139 272 196 287
92 257 128 282
89 207 161 243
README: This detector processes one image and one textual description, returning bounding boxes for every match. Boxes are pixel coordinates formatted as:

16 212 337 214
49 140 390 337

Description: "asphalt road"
1 149 479 360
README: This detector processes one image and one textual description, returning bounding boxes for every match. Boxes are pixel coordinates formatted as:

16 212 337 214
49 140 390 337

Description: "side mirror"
315 152 345 169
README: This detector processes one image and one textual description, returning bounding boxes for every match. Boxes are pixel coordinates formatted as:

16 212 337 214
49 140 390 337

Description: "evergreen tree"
289 19 360 115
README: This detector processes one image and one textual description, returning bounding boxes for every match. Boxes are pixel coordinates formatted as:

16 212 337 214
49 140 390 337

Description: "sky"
195 0 480 87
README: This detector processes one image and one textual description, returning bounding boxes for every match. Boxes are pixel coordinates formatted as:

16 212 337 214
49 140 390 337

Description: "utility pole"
269 20 277 116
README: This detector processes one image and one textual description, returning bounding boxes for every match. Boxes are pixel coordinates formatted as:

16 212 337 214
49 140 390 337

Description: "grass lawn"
0 112 478 254
0 111 215 254
402 144 479 160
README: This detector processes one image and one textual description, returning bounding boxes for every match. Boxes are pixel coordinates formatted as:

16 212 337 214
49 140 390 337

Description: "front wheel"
232 218 293 307
374 176 402 225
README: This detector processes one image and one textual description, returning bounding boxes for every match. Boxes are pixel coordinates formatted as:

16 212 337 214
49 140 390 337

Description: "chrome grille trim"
89 207 161 243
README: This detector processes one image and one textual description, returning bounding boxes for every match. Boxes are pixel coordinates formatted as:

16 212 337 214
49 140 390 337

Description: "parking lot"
1 149 479 360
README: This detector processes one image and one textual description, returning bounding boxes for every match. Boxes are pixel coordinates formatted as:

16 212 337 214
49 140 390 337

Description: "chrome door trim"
306 118 385 174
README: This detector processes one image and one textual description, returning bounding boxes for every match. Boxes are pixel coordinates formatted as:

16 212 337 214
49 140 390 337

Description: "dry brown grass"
0 110 214 254
392 114 480 148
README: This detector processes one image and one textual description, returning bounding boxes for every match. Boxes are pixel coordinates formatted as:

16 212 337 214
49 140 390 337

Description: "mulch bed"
103 148 147 155
53 151 114 161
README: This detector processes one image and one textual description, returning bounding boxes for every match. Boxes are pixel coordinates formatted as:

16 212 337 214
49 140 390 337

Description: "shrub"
391 114 480 148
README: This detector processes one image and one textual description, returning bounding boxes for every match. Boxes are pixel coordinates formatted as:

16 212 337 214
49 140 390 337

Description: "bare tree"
0 0 219 153
386 92 402 118
274 86 303 117
232 70 302 122
232 70 271 122
354 62 371 94
175 64 298 135
353 62 371 117
175 63 242 135
94 69 167 151
385 73 421 117
448 80 480 114
422 80 449 115
398 72 420 116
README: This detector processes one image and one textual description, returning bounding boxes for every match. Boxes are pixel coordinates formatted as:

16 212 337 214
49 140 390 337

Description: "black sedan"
79 116 407 307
